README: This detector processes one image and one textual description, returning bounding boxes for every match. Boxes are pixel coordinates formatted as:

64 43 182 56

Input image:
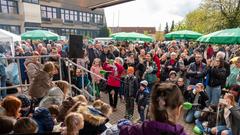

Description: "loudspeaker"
69 35 84 58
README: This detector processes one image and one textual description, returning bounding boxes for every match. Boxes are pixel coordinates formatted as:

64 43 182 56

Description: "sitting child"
73 68 93 97
62 112 84 135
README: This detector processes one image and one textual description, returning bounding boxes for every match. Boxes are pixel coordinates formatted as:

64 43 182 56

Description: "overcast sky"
104 0 202 30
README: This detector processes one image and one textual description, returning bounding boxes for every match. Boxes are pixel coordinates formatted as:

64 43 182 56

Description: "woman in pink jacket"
103 57 124 111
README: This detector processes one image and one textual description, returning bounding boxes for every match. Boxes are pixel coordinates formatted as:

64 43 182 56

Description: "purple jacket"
119 120 186 135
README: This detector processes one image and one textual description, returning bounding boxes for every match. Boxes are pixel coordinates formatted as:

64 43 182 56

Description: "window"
79 12 83 22
41 6 57 19
0 24 20 34
0 0 18 14
90 13 94 23
86 13 90 22
23 0 39 4
82 12 86 22
61 9 78 21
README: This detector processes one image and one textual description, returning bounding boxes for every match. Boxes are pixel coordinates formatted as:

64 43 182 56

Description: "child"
73 69 93 97
120 83 186 135
62 112 84 135
123 67 139 120
13 117 38 134
136 80 150 122
166 70 178 83
90 58 103 99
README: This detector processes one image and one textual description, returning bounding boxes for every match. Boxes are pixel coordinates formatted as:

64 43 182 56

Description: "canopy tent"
165 30 203 40
0 29 21 56
21 30 60 40
197 28 240 44
111 32 154 42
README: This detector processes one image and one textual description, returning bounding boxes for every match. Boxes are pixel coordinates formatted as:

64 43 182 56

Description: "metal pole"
59 58 63 80
16 58 23 93
68 62 72 92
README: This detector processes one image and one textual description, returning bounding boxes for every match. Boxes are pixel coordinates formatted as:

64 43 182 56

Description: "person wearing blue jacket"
136 80 150 122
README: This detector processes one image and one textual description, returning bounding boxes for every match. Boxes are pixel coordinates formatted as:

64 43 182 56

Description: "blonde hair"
93 58 101 66
93 100 112 117
73 95 88 104
224 93 236 106
55 80 69 97
43 62 55 74
65 112 84 135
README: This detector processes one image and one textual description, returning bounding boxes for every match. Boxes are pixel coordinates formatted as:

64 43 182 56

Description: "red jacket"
153 54 161 78
103 63 124 87
207 47 214 59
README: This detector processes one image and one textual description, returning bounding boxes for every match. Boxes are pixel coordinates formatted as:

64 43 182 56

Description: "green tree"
98 26 110 37
170 20 175 32
202 0 240 28
164 22 169 34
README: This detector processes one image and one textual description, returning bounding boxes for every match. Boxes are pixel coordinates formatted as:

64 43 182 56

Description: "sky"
104 0 202 30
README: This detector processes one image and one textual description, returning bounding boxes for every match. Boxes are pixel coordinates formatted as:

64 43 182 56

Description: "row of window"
0 24 20 34
41 6 104 24
0 1 104 24
22 0 39 4
0 0 18 14
42 27 99 37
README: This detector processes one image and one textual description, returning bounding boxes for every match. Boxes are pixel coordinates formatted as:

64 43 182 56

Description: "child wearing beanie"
123 67 139 120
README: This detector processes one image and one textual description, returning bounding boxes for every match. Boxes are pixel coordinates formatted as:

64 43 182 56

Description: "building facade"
0 0 108 38
109 27 156 35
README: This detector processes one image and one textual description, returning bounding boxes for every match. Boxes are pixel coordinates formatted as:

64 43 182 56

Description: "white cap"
140 80 148 87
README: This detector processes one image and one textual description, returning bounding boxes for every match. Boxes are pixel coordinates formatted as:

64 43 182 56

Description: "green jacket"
226 66 240 87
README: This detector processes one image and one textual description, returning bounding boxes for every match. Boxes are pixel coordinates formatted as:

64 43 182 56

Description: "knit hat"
169 71 177 76
140 80 148 87
127 67 134 74
17 94 31 108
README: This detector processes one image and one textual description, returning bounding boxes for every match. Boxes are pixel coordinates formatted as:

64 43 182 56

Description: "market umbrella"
165 30 203 40
197 28 240 44
111 32 154 42
21 30 60 40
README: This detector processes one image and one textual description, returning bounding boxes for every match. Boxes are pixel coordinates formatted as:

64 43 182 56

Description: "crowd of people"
0 39 240 135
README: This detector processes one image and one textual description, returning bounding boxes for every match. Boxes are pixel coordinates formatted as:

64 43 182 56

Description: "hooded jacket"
28 70 53 98
32 107 54 133
57 97 76 122
39 87 64 108
120 120 186 135
68 103 111 135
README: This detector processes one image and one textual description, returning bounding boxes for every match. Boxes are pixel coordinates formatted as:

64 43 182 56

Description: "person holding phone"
184 83 209 123
206 57 226 105
211 93 240 135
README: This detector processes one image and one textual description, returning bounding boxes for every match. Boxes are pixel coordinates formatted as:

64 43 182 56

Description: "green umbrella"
111 32 154 42
165 30 203 40
21 30 60 40
197 28 240 44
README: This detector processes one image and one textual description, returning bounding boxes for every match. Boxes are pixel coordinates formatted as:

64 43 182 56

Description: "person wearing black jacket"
123 67 139 120
184 83 209 123
206 57 226 105
216 51 231 88
99 45 115 63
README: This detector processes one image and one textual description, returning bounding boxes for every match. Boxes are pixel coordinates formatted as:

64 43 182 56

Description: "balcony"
41 17 51 22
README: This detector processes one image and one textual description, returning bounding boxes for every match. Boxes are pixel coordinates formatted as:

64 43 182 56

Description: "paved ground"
101 92 194 135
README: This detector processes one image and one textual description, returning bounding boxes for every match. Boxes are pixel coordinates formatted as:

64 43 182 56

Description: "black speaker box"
68 35 84 58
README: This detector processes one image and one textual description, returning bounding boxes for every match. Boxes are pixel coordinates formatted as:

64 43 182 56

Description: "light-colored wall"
23 3 41 23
